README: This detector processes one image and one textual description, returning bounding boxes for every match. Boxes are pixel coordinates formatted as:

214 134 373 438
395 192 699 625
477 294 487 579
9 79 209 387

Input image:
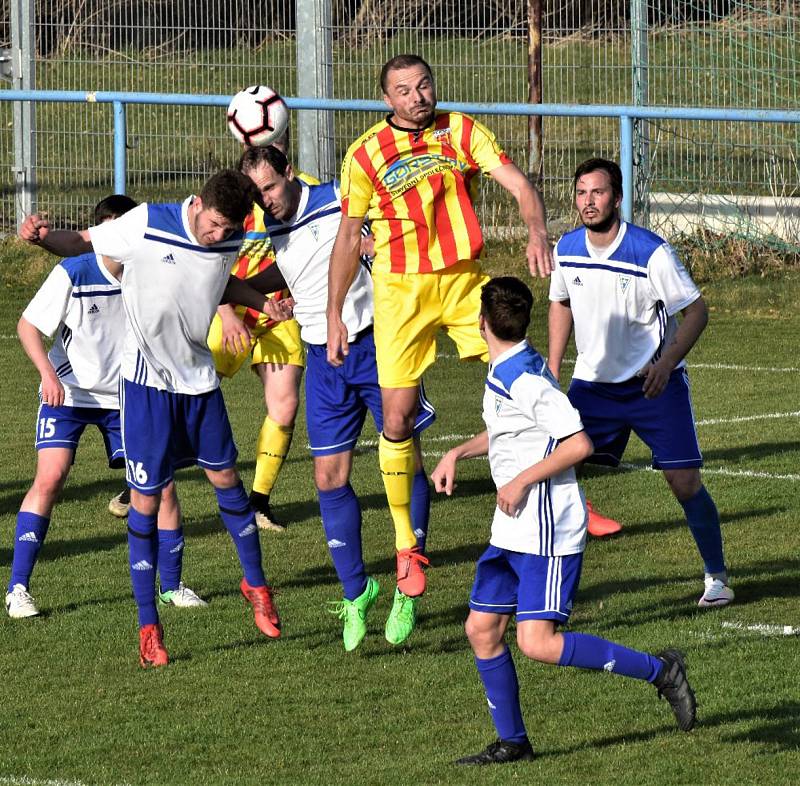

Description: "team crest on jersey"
495 395 503 414
619 274 632 294
309 223 319 242
383 153 467 196
432 126 452 144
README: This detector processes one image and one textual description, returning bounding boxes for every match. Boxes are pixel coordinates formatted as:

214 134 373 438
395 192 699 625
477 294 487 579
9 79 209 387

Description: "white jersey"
22 252 125 409
549 221 700 383
265 180 373 345
483 341 587 556
88 199 243 394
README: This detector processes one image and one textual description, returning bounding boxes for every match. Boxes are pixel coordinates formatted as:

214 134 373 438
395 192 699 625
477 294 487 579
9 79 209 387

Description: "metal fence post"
296 0 335 180
113 101 127 195
631 0 650 226
11 0 36 229
620 114 634 223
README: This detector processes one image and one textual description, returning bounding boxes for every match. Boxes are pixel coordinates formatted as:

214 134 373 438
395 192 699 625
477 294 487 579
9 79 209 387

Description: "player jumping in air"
327 54 551 602
237 144 434 649
432 277 697 764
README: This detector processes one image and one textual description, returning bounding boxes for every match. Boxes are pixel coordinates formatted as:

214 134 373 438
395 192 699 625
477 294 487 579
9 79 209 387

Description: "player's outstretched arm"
640 296 709 399
17 316 65 407
326 215 364 367
241 264 288 296
496 430 593 517
547 298 573 382
19 214 92 258
221 276 294 324
490 163 551 278
431 431 490 496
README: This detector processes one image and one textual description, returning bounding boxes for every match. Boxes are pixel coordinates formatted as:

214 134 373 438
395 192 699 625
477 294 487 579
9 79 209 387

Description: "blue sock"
8 511 50 591
157 527 184 593
128 507 159 627
559 632 663 682
318 484 367 601
680 486 726 575
410 470 431 555
475 647 528 744
216 483 266 587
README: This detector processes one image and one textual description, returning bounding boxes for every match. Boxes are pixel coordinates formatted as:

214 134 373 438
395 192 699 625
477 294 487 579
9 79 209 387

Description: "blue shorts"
120 379 238 494
568 368 703 470
305 329 436 456
469 545 583 622
35 403 124 468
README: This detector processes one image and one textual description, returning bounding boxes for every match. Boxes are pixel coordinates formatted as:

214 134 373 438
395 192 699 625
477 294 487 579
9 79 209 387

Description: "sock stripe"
218 504 251 517
127 525 154 539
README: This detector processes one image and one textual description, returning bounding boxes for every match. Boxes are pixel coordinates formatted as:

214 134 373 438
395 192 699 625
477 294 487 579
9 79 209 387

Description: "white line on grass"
434 354 800 372
0 778 132 786
721 622 800 637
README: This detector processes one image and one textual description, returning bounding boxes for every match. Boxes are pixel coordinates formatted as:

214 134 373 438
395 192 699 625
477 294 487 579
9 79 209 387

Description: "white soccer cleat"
698 577 735 608
158 582 208 608
108 488 131 518
5 584 40 618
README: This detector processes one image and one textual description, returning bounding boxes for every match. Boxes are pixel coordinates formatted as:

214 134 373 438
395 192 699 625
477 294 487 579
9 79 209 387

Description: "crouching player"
431 277 696 765
7 195 203 618
19 171 286 667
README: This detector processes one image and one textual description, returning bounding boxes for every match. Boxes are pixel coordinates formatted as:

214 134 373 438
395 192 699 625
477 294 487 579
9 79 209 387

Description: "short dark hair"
199 169 260 224
380 54 433 93
237 145 289 178
480 277 534 343
573 158 623 199
94 194 137 223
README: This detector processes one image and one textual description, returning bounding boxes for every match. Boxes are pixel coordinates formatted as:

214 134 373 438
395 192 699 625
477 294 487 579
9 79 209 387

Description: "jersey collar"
489 339 529 372
585 221 628 261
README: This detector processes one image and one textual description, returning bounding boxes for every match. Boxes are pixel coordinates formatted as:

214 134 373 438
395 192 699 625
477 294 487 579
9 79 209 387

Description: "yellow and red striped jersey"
340 111 511 275
231 169 320 330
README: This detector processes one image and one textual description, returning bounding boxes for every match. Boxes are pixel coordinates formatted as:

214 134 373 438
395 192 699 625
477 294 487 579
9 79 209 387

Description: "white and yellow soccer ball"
226 85 289 147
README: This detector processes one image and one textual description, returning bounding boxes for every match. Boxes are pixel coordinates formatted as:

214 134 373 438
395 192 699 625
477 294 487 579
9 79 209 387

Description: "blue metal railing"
3 89 800 221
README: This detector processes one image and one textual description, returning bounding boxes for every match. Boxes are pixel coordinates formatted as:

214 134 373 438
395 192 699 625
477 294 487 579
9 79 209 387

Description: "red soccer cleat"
139 623 169 668
240 578 281 638
396 546 430 598
586 500 623 537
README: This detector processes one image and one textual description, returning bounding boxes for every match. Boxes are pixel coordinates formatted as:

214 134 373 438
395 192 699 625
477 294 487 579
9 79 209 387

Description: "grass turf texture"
1 239 799 785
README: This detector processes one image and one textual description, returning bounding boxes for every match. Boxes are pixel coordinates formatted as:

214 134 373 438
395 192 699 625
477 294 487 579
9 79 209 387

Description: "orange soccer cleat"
586 500 623 537
240 578 281 638
395 546 430 598
139 623 169 668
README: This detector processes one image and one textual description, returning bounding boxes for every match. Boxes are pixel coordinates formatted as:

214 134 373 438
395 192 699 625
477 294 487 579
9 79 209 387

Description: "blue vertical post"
113 100 126 195
619 113 634 222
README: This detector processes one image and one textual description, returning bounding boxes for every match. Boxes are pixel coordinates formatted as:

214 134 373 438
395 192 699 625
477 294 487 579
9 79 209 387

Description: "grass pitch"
1 241 799 785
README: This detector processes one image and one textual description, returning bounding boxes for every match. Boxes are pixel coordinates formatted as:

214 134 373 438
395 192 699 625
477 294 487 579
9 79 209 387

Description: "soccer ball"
226 85 289 147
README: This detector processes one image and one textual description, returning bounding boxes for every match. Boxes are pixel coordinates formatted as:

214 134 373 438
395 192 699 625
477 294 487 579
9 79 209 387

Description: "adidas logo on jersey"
88 304 100 315
18 531 38 543
327 538 346 549
162 253 176 265
572 276 583 286
131 559 153 571
239 523 257 537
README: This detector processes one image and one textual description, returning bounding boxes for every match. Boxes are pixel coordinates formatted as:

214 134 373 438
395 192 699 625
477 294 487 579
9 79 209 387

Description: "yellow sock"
252 416 293 496
379 433 417 551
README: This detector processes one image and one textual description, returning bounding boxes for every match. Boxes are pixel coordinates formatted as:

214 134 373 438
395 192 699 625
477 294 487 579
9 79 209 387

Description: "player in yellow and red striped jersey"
326 54 552 599
208 131 319 532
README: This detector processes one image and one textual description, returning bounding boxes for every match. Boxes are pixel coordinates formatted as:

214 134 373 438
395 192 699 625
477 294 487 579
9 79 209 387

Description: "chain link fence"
1 0 798 249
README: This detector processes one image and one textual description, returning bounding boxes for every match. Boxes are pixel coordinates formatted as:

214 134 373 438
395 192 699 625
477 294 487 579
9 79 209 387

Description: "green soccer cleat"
385 587 418 645
329 576 380 652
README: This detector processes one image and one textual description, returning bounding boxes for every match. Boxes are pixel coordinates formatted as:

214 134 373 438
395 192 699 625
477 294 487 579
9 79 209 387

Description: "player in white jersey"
432 277 697 765
548 158 733 607
7 196 203 618
236 145 435 649
19 170 289 667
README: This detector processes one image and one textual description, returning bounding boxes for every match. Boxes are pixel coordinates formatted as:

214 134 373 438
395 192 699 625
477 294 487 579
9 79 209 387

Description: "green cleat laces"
329 576 380 652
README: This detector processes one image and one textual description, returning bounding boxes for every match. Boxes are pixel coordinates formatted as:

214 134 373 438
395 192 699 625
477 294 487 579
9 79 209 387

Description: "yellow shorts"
372 259 489 388
208 315 305 378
